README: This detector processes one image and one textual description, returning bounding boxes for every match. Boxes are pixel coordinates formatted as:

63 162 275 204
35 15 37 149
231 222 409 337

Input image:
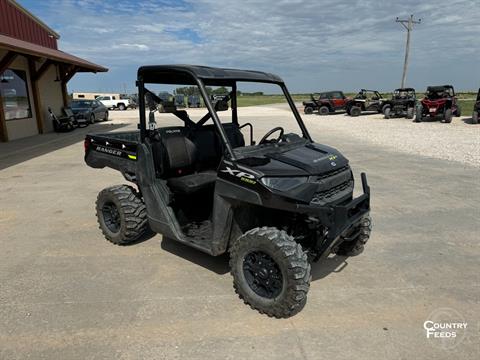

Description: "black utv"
382 88 416 119
84 65 372 318
472 88 479 124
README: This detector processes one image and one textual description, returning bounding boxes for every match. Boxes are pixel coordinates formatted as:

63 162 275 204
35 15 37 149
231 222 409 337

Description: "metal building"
0 0 107 141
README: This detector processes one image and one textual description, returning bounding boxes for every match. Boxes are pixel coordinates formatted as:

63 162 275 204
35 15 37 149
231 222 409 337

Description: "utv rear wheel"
406 107 414 119
350 106 361 117
319 106 329 115
230 227 310 318
415 107 423 122
381 104 390 114
96 185 148 245
444 109 452 123
455 105 461 117
384 107 391 119
335 215 372 256
473 111 479 124
304 106 313 115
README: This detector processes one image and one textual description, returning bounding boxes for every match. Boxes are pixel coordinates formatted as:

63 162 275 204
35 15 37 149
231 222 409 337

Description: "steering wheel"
259 127 284 145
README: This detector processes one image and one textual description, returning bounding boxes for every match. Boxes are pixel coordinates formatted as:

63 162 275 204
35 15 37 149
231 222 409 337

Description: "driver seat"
158 128 217 194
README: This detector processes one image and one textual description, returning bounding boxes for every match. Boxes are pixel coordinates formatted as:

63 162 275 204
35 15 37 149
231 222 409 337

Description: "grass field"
236 93 476 114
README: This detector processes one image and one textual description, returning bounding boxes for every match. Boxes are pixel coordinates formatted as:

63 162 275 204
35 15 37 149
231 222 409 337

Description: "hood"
71 107 91 114
242 142 349 177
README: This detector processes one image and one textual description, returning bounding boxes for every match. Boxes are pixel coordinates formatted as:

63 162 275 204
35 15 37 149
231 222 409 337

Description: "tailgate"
84 131 139 174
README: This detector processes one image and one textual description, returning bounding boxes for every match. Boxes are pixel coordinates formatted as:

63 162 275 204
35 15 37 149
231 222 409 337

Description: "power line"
396 15 421 88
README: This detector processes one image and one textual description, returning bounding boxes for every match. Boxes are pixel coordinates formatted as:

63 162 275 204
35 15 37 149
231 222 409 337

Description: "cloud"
20 0 480 92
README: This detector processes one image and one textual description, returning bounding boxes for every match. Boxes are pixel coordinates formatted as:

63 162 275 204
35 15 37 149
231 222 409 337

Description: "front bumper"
295 173 370 260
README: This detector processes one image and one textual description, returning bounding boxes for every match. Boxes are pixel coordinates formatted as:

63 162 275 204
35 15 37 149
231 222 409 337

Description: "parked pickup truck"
96 95 131 111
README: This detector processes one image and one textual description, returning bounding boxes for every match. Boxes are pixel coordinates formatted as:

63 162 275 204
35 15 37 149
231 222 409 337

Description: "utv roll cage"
136 65 312 160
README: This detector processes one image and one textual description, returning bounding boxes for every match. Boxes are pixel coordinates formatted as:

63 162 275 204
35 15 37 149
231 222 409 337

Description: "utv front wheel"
472 111 479 124
304 106 313 115
350 106 361 117
96 185 148 245
384 107 391 119
230 227 310 318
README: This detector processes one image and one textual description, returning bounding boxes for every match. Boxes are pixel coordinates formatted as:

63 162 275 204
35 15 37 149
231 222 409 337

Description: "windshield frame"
137 71 312 161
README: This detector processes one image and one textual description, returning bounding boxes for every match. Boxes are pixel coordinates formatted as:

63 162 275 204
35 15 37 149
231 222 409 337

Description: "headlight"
260 177 308 191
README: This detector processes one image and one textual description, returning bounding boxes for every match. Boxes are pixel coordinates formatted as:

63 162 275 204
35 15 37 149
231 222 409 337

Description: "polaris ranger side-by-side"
84 65 372 318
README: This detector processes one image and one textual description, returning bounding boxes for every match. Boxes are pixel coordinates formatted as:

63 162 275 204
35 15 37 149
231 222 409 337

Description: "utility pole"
396 15 421 88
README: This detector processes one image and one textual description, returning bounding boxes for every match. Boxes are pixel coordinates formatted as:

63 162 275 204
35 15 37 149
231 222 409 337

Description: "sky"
18 0 480 94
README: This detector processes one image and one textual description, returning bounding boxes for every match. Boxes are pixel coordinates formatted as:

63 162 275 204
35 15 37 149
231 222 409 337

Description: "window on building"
0 69 32 120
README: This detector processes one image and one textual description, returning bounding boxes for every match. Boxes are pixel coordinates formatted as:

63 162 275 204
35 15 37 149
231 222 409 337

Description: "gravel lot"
0 106 478 359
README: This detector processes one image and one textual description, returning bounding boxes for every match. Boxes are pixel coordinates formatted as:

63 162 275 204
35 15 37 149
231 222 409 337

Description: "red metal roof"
0 0 58 49
0 34 107 72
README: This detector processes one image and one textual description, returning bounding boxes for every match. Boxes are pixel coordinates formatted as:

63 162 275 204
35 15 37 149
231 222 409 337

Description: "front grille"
311 179 353 205
311 165 350 181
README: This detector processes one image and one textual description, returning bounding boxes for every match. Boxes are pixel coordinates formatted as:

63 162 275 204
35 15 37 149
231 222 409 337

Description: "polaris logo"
221 166 255 179
96 146 122 156
165 129 181 134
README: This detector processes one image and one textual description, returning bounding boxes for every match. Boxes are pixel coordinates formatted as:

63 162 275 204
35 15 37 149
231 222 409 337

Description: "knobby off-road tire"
229 227 311 318
455 105 461 117
406 107 414 119
415 106 423 122
335 215 372 257
96 185 148 245
381 104 390 114
319 106 329 115
304 106 313 115
350 106 361 117
472 111 479 124
384 107 391 119
444 109 453 123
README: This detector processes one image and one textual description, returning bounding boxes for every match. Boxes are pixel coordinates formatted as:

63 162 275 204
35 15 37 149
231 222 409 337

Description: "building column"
28 58 44 134
0 51 19 142
0 93 7 142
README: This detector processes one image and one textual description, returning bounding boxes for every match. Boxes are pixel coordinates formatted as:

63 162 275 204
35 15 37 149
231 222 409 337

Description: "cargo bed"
84 130 140 176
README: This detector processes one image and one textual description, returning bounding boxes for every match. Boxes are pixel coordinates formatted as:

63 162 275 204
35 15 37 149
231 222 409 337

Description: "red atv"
415 85 461 123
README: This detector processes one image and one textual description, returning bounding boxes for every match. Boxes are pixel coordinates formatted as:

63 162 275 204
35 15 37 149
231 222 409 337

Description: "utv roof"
137 65 284 86
394 88 415 91
427 85 453 91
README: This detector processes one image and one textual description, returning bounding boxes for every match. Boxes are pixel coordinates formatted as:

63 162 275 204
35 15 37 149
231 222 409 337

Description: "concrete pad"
0 107 478 359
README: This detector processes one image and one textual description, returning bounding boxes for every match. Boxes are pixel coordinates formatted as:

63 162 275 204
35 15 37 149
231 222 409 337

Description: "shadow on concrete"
161 237 230 275
161 236 350 280
0 122 130 170
461 116 478 125
311 254 349 281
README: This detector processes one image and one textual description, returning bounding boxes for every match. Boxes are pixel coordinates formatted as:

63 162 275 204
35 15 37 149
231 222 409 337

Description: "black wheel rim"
102 202 121 233
243 251 283 299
